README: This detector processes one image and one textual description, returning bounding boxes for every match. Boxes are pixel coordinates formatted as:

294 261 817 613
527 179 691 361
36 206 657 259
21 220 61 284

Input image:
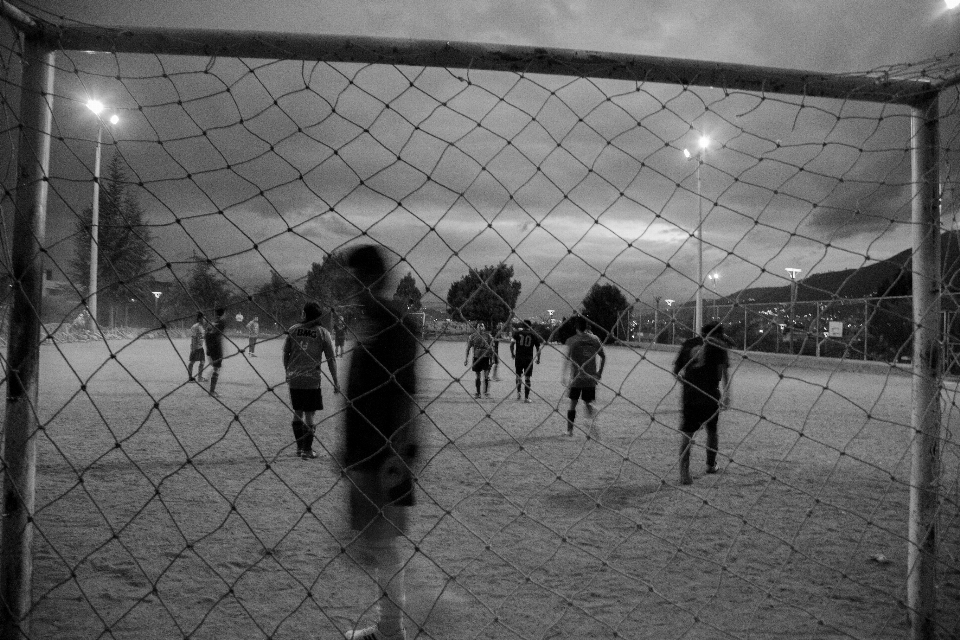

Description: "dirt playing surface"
22 335 960 639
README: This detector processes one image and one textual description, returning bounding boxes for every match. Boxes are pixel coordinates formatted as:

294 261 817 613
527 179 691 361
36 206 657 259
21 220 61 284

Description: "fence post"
907 93 941 640
1 35 54 639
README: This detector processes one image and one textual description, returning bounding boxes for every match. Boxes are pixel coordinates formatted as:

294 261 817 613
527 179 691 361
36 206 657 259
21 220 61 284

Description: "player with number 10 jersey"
510 322 543 402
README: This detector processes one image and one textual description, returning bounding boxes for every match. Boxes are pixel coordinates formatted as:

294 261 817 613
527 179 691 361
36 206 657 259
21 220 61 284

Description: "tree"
446 263 521 329
71 153 154 322
304 250 354 324
393 272 423 311
255 270 303 329
582 282 630 343
168 255 234 318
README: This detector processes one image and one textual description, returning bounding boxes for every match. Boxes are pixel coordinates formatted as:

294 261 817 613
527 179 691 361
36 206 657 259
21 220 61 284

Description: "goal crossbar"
15 19 938 107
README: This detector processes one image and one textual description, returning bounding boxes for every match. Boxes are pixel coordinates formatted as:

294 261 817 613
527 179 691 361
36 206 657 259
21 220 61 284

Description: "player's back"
513 329 541 361
567 331 603 386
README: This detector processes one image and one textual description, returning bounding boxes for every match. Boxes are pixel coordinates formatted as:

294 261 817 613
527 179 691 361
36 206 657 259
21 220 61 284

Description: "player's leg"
473 366 481 398
678 428 695 485
302 409 318 459
197 353 205 381
523 362 534 402
291 406 306 457
483 365 491 397
705 408 720 473
566 389 579 436
187 356 196 381
583 386 599 441
208 360 221 396
345 475 410 640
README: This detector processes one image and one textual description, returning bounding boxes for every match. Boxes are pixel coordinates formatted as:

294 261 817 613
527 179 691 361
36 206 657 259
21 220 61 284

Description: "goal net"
1 6 959 640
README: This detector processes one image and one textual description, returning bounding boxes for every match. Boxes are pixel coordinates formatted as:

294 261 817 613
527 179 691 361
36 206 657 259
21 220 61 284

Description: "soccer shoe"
345 625 405 640
516 393 521 401
196 376 206 382
524 398 532 404
301 449 318 460
187 377 194 382
474 392 481 399
484 393 491 399
680 472 693 485
706 465 720 474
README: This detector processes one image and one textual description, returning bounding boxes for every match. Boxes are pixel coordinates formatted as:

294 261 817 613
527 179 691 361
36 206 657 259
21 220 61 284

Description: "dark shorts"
207 353 223 368
568 386 596 404
681 401 720 434
189 348 205 362
515 358 534 376
472 356 492 373
335 335 345 347
290 387 324 412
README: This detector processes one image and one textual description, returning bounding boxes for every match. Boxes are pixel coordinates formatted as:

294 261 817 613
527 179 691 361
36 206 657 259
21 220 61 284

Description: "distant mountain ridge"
722 230 960 305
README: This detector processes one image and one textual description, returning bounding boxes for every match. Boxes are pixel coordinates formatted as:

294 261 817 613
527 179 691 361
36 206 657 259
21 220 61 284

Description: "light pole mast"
85 100 118 330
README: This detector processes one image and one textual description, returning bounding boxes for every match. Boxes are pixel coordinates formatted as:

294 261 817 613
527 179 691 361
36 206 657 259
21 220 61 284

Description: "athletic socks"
209 372 219 394
292 419 305 453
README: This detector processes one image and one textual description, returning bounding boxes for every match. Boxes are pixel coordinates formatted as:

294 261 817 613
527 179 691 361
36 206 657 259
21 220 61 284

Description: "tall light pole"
85 99 119 330
708 272 720 320
684 134 710 334
785 267 801 354
665 299 675 344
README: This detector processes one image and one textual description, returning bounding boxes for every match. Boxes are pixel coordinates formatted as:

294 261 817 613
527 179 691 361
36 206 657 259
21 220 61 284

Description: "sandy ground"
17 334 960 639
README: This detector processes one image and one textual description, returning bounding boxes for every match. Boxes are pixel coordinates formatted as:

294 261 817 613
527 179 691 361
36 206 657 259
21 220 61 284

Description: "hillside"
721 231 960 305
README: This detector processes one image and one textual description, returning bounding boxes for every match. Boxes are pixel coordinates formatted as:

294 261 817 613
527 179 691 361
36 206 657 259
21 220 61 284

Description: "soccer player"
335 315 347 358
562 316 606 439
341 244 421 640
282 302 339 459
246 315 260 357
510 320 543 402
204 307 227 397
464 322 495 398
491 323 503 381
673 321 732 485
187 312 206 382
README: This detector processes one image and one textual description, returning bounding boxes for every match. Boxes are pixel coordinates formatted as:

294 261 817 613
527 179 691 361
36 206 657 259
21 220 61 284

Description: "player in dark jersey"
510 320 543 402
203 307 227 397
563 316 606 439
673 321 732 485
283 302 339 459
341 244 421 640
464 322 495 398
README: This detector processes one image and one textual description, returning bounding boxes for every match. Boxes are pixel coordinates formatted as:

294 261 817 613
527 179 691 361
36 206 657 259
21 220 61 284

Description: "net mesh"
1 8 960 640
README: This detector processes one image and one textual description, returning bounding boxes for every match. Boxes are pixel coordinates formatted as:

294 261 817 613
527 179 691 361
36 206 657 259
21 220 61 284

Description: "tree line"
69 154 634 339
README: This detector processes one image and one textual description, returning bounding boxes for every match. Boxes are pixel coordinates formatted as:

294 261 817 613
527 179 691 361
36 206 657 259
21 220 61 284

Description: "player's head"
346 243 387 294
575 316 588 333
477 322 485 331
303 302 322 322
702 321 723 338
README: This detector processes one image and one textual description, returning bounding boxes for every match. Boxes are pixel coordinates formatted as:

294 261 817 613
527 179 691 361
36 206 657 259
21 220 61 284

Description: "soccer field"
24 335 960 639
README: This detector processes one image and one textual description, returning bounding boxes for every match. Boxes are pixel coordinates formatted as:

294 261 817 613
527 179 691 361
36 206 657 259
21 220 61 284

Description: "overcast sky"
7 0 960 319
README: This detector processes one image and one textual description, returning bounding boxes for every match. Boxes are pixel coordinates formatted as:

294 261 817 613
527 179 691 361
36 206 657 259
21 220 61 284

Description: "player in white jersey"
187 312 206 382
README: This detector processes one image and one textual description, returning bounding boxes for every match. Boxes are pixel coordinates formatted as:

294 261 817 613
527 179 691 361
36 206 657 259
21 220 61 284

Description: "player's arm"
509 336 516 360
321 329 340 393
282 332 292 371
464 338 471 366
596 346 606 379
561 343 572 387
720 355 731 408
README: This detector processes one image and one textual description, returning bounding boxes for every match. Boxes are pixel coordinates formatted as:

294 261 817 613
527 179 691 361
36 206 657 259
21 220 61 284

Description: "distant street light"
85 99 120 330
947 0 959 10
684 134 710 334
665 298 675 344
785 268 802 354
